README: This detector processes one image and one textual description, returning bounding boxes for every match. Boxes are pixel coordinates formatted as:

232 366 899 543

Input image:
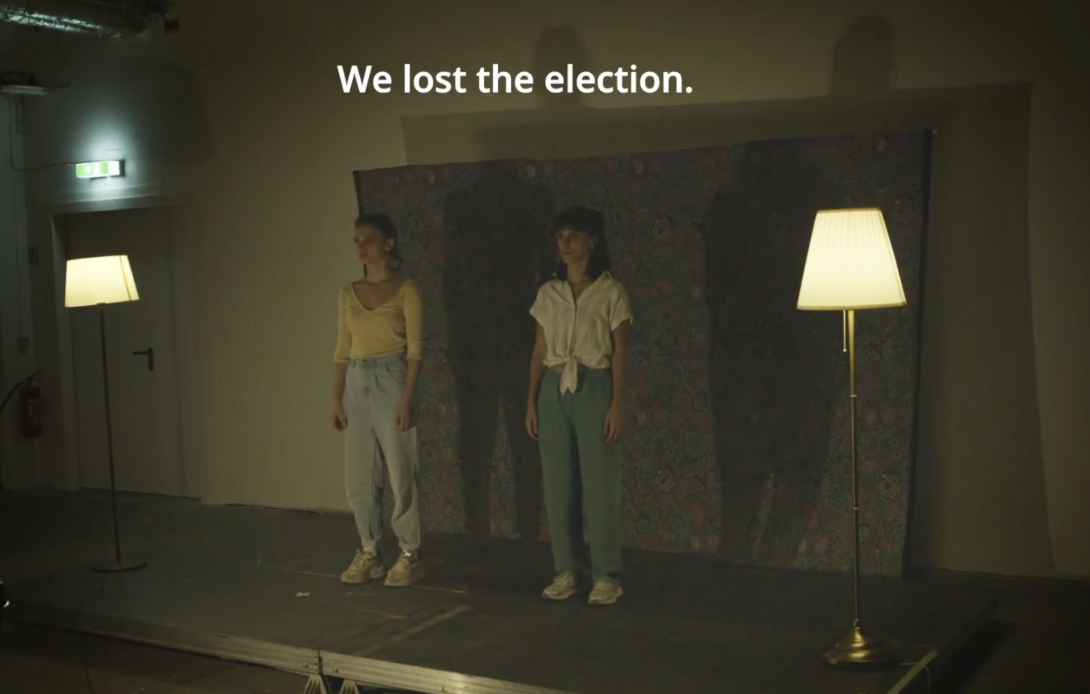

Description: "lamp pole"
819 309 896 668
91 302 145 574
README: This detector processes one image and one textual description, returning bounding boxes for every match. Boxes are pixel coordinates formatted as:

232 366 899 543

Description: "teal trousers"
537 368 623 583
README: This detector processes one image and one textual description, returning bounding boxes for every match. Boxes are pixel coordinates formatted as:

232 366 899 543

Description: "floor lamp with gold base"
797 208 905 669
65 255 147 574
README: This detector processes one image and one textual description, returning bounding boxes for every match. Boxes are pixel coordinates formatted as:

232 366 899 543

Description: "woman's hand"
395 396 413 432
331 402 347 431
603 403 624 444
525 403 539 440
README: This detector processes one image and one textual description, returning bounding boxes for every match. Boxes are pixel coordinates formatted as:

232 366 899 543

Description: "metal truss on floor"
8 602 576 694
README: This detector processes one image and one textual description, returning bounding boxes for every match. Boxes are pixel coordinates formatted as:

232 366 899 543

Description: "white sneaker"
340 549 385 584
588 580 623 606
542 571 588 601
384 550 425 588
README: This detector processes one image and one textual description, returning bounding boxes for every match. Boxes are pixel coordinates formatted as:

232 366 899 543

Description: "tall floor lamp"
65 254 146 574
797 208 905 669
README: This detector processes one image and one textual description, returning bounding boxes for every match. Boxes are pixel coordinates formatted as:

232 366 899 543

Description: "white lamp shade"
797 208 906 311
64 255 140 308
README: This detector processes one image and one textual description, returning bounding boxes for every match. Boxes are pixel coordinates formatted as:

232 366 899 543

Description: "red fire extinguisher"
17 377 42 439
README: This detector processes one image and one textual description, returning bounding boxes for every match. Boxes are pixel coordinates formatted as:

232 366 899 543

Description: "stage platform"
2 492 996 694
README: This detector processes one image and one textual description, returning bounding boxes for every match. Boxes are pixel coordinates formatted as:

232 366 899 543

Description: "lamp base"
821 624 899 669
91 559 146 574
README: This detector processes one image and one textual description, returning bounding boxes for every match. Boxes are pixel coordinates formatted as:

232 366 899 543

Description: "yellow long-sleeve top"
333 279 424 363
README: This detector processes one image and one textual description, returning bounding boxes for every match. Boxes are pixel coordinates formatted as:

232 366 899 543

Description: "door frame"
47 194 206 500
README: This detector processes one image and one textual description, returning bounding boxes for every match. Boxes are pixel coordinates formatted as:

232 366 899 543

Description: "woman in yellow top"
332 213 425 588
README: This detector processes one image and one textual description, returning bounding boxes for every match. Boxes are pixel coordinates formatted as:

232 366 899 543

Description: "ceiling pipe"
0 0 171 39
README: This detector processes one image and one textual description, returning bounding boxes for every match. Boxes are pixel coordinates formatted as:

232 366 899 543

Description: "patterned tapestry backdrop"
352 132 926 576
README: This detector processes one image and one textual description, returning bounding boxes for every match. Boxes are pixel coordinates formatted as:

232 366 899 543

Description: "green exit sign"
75 161 123 179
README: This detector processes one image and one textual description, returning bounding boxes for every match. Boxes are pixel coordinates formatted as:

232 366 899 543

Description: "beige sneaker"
384 551 425 587
541 571 589 601
587 580 623 606
340 549 385 584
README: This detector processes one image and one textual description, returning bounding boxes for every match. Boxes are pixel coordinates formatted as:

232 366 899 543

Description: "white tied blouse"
529 271 633 394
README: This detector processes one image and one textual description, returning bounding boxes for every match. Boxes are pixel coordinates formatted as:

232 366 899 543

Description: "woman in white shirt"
525 205 632 606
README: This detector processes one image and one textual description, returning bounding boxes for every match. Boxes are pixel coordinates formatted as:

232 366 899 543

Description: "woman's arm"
604 280 633 444
402 281 425 404
609 320 630 411
333 362 348 404
403 359 421 401
602 320 630 444
333 288 351 405
608 284 633 413
527 323 548 407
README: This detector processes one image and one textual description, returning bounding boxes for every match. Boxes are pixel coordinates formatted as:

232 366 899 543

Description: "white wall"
0 96 38 490
4 0 1088 578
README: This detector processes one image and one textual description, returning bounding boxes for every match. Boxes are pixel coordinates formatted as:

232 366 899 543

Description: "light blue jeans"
343 352 422 554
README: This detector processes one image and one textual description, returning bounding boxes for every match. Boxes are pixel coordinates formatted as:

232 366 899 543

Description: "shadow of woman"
699 140 843 568
442 162 555 541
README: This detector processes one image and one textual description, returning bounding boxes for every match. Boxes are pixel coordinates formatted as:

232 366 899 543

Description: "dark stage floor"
1 492 995 694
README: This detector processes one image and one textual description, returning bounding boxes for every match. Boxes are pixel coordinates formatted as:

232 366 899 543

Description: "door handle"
133 347 154 372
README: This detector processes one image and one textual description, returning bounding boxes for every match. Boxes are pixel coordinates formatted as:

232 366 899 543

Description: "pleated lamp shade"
797 208 906 311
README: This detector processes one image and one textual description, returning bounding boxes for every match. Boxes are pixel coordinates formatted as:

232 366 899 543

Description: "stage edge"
882 595 998 694
6 601 581 694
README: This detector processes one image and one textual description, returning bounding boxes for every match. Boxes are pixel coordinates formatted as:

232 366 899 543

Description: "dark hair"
553 204 611 281
354 212 402 271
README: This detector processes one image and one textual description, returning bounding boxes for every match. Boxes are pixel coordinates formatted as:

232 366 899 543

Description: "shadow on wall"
830 15 897 98
19 51 215 169
442 163 554 541
440 26 600 541
531 26 593 114
438 26 603 541
699 147 841 567
699 13 894 567
105 58 216 167
392 16 1053 575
